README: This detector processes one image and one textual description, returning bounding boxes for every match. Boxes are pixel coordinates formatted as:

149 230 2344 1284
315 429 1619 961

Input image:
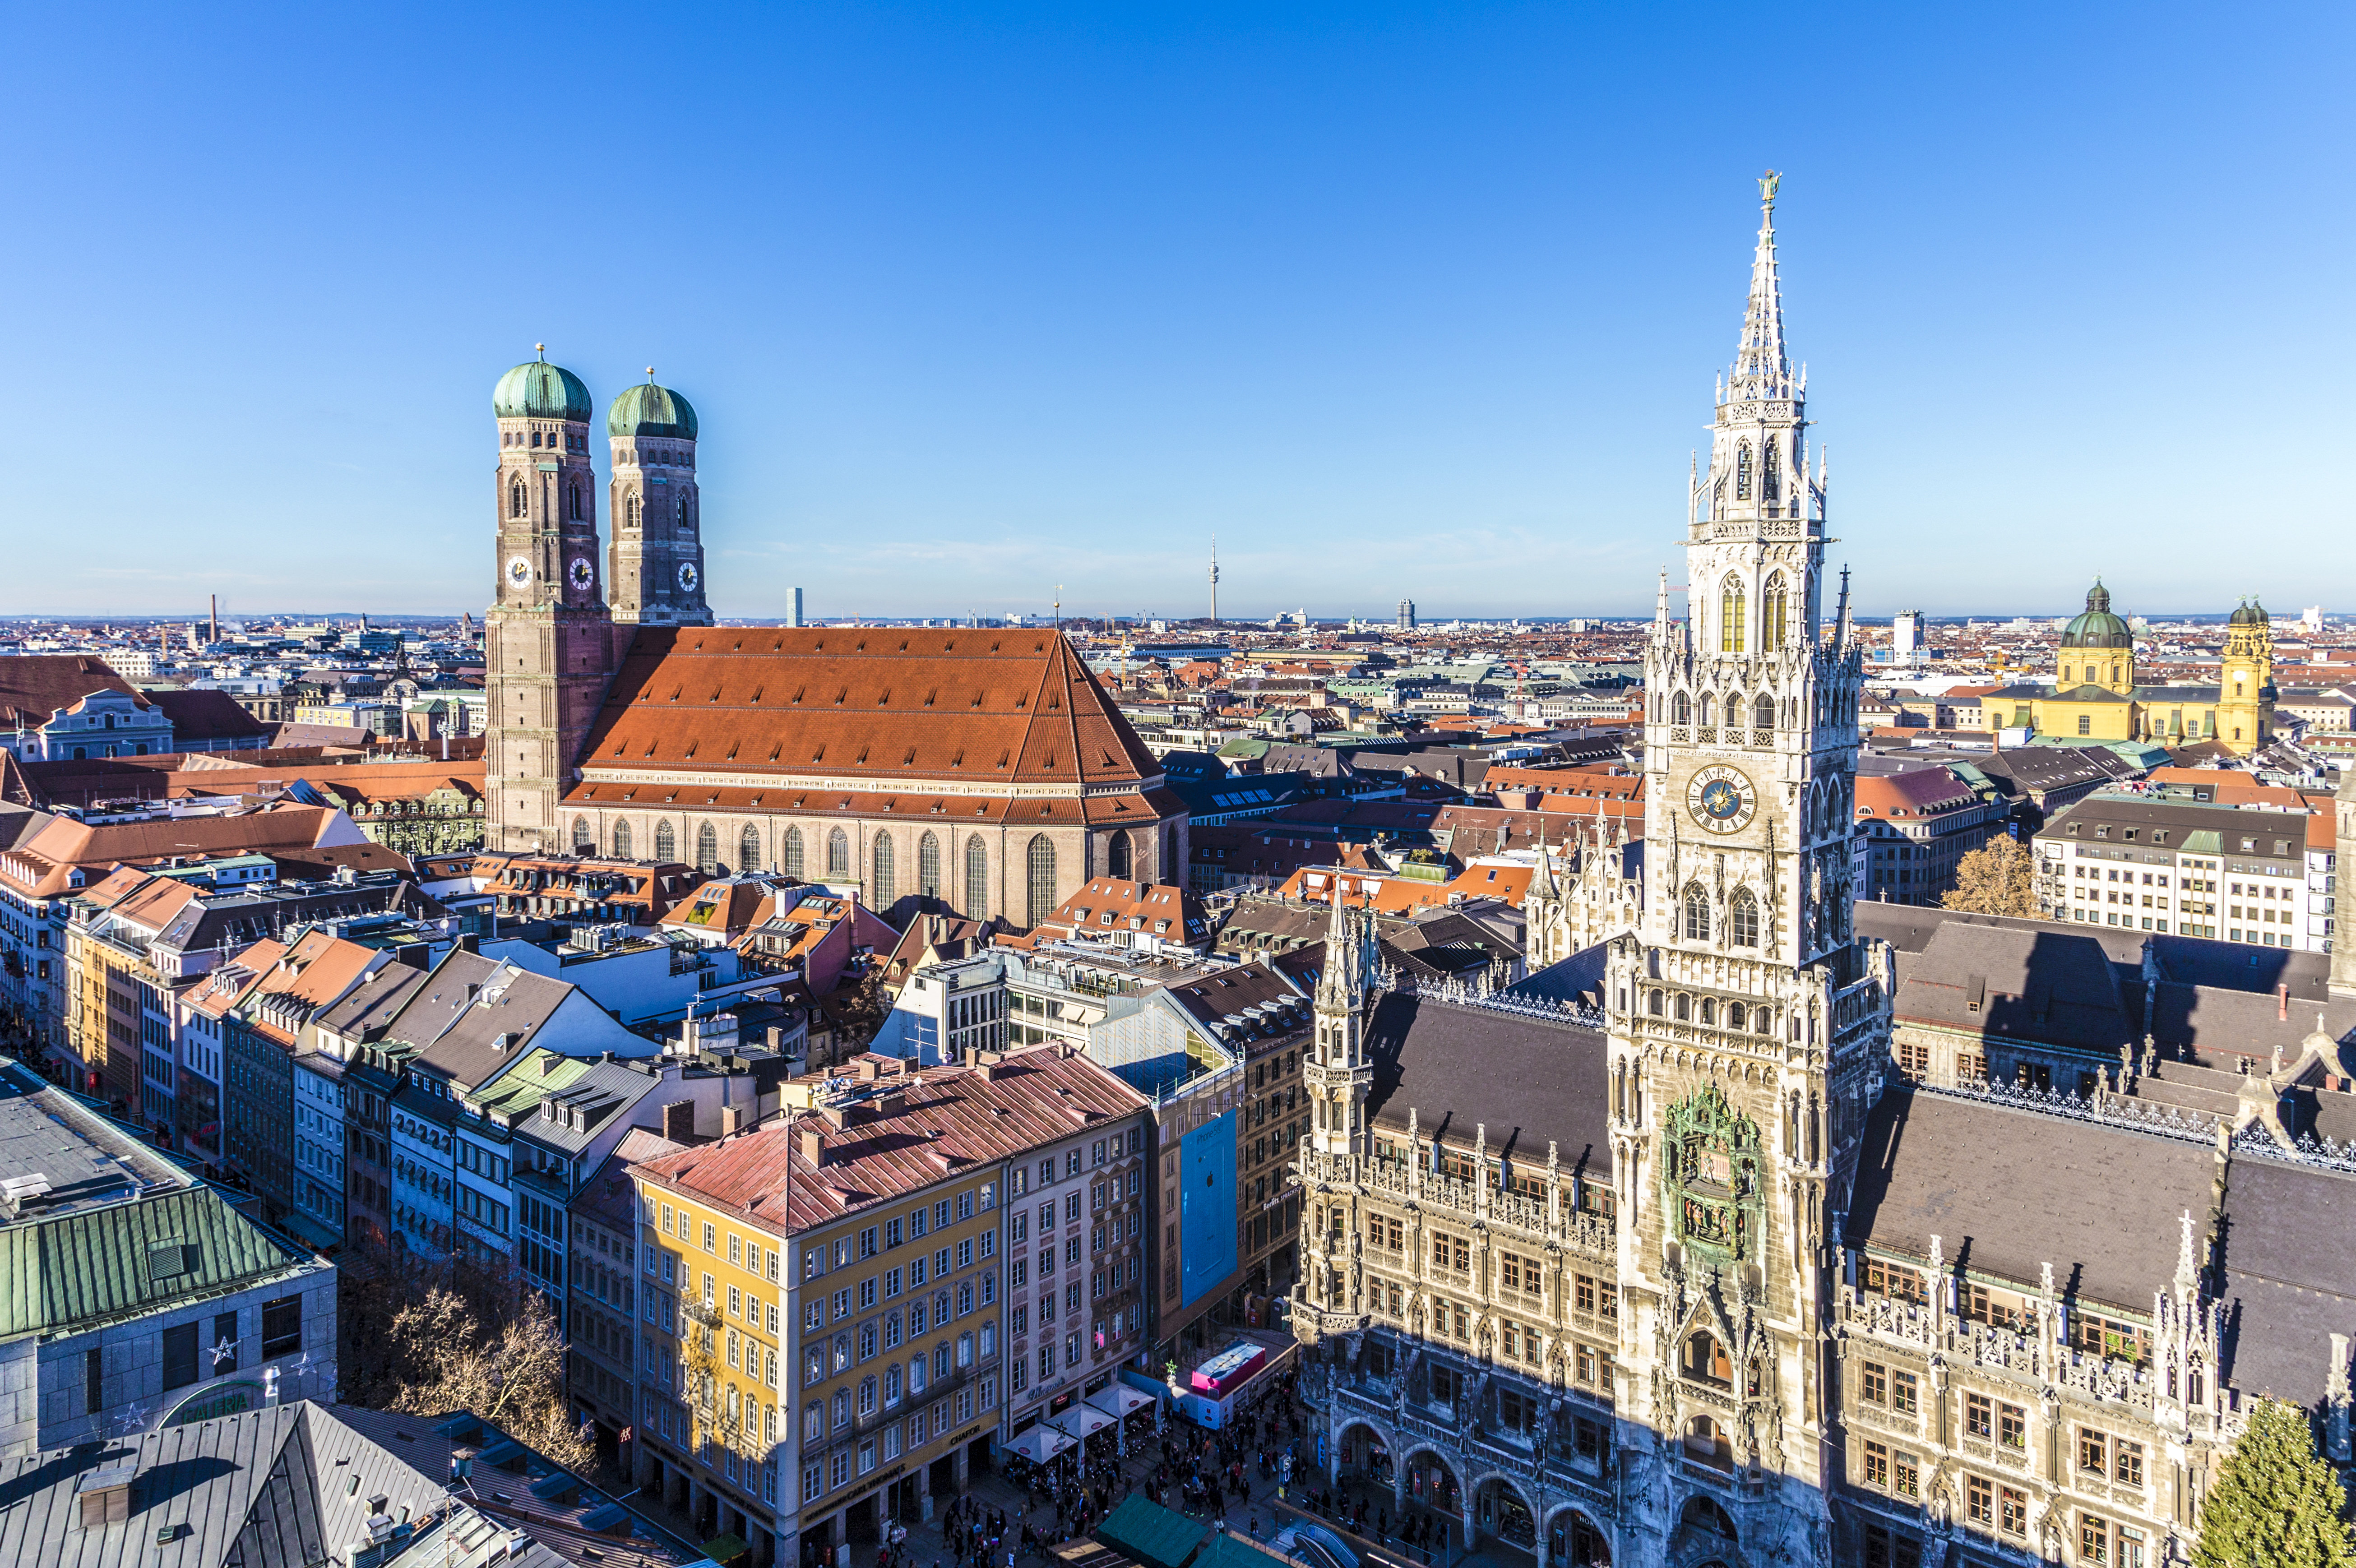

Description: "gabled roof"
574 627 1162 790
0 654 143 730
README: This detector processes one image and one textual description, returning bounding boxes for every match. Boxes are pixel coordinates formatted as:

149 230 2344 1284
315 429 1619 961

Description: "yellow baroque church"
1985 581 2277 753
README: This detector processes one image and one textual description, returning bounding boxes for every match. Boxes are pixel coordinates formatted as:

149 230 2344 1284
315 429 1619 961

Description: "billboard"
1179 1110 1238 1308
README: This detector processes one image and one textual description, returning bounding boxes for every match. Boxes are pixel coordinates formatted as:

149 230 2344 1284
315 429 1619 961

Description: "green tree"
2193 1398 2356 1568
1941 835 2040 918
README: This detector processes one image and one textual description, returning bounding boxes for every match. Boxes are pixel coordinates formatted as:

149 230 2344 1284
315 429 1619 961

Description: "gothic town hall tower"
1599 173 1894 1565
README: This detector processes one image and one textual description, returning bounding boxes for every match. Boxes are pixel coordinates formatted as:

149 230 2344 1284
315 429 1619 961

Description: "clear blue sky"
4 3 2348 623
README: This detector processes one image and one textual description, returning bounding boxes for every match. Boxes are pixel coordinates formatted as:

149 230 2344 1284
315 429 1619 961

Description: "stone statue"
1760 169 1782 204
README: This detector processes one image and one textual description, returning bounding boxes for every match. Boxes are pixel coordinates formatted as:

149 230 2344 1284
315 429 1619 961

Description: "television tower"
1208 537 1220 624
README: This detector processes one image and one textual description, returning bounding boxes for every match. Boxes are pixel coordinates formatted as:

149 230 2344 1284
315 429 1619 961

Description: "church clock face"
1688 764 1757 833
505 555 532 590
568 557 594 592
677 561 699 592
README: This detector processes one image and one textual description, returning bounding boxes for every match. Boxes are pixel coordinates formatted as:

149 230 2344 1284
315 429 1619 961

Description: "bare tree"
337 1242 592 1472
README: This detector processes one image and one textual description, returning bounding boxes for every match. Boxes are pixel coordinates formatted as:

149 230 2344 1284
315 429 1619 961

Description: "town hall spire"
1731 170 1791 400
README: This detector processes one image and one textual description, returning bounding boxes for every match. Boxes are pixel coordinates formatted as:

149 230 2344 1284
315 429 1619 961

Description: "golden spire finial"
535 342 546 359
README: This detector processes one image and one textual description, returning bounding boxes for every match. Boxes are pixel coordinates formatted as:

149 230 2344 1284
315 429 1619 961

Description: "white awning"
1046 1403 1116 1440
1004 1424 1075 1463
1086 1384 1157 1420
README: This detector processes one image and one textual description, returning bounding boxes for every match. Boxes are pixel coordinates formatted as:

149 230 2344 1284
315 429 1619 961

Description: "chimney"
661 1099 695 1142
2278 983 2289 1022
721 1104 747 1137
800 1125 827 1166
458 933 481 955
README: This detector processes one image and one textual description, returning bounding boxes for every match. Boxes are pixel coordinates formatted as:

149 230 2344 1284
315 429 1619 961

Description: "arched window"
1720 578 1746 653
695 822 719 875
1699 694 1717 728
509 477 526 518
827 828 849 879
1648 990 1664 1016
1761 437 1781 501
1672 692 1692 727
1754 694 1775 731
1735 441 1752 500
1699 998 1717 1026
1757 1006 1774 1036
1728 888 1759 948
1683 885 1710 942
572 817 594 853
965 836 990 919
654 819 676 861
683 491 698 532
1683 1415 1733 1471
1762 574 1788 653
740 823 762 873
611 819 633 859
1727 1001 1747 1031
873 832 897 907
1675 993 1691 1020
1025 835 1057 929
1107 831 1132 880
918 832 941 899
566 484 583 522
780 826 804 879
626 492 643 529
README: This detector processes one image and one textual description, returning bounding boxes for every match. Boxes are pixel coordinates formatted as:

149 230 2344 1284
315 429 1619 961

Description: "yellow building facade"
1985 583 2277 754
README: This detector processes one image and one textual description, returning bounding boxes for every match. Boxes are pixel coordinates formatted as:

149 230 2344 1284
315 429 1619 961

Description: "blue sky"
3 3 2348 623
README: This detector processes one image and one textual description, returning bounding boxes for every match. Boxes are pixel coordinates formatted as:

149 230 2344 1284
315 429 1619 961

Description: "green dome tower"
606 372 711 628
485 347 618 853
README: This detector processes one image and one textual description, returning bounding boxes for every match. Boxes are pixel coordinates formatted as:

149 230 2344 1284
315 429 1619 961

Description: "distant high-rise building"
1892 609 1924 661
786 587 805 627
1396 599 1416 630
2304 605 2324 631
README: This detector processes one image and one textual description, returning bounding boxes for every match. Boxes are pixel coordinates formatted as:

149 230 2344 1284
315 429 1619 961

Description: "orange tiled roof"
571 627 1162 791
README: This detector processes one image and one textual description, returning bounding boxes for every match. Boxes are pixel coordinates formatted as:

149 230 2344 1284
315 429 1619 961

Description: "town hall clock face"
1687 765 1758 833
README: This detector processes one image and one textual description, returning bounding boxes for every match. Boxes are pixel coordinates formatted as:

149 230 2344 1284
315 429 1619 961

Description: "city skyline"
4 3 2350 619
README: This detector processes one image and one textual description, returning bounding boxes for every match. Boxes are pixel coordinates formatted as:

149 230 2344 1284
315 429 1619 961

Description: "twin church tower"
485 353 710 849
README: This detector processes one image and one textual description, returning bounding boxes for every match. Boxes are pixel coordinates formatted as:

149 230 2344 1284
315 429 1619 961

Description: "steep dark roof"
1889 919 2135 1055
1363 992 1609 1182
1847 1087 2213 1314
2216 1156 2356 1407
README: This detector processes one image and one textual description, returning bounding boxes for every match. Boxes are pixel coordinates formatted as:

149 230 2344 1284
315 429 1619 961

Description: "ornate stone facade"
1282 182 2351 1568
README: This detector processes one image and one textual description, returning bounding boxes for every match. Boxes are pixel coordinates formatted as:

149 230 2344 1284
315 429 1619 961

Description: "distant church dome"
2229 597 2269 628
2060 581 2134 649
608 377 699 440
494 352 594 422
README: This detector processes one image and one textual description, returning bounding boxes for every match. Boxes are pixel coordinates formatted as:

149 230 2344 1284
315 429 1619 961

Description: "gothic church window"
1735 442 1752 500
964 835 990 920
1025 836 1057 929
1720 579 1745 653
1699 694 1716 728
1754 694 1775 731
1762 438 1781 501
695 822 719 876
827 828 849 879
919 832 942 899
873 833 897 908
780 826 804 879
509 478 526 519
1728 889 1759 948
612 819 633 859
1107 832 1131 880
566 485 583 522
1683 885 1710 942
1762 575 1788 652
740 823 762 873
627 492 643 529
1672 692 1692 727
655 820 676 861
573 818 594 853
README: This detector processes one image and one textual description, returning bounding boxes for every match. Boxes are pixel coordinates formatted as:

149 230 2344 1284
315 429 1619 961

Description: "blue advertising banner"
1179 1110 1238 1307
